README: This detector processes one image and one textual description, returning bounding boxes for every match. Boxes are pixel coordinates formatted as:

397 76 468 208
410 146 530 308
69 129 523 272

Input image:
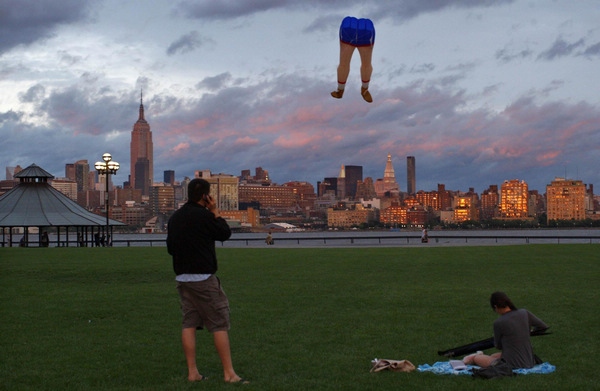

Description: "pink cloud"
170 142 190 156
536 151 561 165
235 136 259 146
273 132 322 148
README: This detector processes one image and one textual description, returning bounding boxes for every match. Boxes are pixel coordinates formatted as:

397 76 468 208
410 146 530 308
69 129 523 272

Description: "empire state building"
130 93 153 195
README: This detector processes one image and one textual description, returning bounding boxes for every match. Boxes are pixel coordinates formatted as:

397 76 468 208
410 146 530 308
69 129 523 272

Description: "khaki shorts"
176 275 230 332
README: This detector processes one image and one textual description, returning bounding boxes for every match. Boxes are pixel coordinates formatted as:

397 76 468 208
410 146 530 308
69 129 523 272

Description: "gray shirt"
493 308 548 369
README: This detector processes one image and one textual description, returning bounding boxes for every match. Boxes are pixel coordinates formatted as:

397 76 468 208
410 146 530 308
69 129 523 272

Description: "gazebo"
0 163 125 247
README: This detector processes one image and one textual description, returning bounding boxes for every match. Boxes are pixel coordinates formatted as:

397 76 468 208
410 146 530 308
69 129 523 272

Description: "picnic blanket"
417 361 555 376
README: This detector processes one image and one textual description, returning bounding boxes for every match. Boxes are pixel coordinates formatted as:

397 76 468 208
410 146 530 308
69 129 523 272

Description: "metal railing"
113 234 599 247
3 234 599 248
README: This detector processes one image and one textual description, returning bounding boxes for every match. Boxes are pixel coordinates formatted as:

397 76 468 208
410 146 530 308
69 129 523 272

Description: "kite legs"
331 42 373 102
331 42 355 99
358 45 373 102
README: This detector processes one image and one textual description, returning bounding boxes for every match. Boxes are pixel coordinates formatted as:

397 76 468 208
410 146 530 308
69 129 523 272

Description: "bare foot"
225 376 249 384
188 373 207 381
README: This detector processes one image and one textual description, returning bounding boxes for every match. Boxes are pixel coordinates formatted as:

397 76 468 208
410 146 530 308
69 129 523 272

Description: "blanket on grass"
417 361 555 376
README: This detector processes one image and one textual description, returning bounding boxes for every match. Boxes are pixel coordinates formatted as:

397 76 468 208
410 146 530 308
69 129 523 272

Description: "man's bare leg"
213 330 247 383
182 328 206 381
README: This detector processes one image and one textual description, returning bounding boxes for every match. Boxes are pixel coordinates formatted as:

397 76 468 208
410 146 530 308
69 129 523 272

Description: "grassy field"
1 244 598 390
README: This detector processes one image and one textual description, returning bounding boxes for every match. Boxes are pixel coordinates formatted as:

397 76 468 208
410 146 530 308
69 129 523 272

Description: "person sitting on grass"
463 291 548 369
266 231 274 245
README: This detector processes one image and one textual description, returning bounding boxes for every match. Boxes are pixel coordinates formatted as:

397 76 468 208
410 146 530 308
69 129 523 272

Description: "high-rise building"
150 184 176 216
130 93 153 196
356 177 377 200
6 166 22 181
454 192 479 222
50 178 78 201
195 170 239 211
318 177 338 198
407 156 416 195
345 165 363 199
65 164 75 181
500 179 528 219
480 185 499 220
337 165 346 199
416 190 441 211
437 184 452 211
238 183 295 210
546 178 586 222
384 154 399 191
164 170 175 185
74 160 90 192
376 153 400 197
284 181 316 209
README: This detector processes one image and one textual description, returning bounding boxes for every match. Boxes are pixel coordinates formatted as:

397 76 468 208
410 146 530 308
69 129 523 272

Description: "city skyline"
4 154 593 198
1 1 599 193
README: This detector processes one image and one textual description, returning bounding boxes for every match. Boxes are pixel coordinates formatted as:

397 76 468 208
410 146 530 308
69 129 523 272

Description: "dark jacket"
167 202 231 275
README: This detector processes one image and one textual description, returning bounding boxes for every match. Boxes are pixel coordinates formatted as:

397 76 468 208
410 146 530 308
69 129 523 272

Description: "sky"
1 0 599 194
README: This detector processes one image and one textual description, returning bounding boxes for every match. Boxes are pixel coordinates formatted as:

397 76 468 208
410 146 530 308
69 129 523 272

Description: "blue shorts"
339 17 375 47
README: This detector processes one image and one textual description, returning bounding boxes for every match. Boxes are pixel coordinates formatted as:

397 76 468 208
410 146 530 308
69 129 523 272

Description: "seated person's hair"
490 291 517 310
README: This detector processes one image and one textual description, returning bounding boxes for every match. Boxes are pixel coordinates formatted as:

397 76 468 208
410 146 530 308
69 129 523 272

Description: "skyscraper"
500 179 528 219
74 160 90 192
130 92 153 196
337 165 346 199
407 156 416 195
546 178 585 222
345 165 363 199
383 153 400 194
164 170 175 185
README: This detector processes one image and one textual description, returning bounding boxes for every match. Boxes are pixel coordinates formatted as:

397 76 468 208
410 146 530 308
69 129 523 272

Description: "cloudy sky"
1 0 599 194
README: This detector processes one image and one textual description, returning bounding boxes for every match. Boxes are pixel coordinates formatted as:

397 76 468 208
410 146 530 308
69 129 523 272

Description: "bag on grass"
370 359 416 373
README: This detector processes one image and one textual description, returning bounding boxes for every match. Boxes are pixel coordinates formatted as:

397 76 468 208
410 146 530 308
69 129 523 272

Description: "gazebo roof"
0 164 125 227
14 163 54 179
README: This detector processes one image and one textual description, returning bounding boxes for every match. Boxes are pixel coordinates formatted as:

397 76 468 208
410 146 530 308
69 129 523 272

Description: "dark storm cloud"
537 37 585 61
0 0 94 54
18 84 46 103
176 0 515 22
495 47 533 63
582 41 600 57
302 14 343 33
0 110 22 123
0 107 101 177
38 85 136 136
196 72 234 91
166 31 211 55
0 84 141 182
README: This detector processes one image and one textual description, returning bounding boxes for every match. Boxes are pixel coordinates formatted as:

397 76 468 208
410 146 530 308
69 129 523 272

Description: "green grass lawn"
1 245 599 390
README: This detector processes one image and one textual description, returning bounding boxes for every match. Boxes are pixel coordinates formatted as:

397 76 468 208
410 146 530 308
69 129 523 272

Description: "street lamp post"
95 153 119 247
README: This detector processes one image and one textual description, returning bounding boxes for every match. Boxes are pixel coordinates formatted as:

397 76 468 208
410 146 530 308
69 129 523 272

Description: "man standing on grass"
167 178 248 384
